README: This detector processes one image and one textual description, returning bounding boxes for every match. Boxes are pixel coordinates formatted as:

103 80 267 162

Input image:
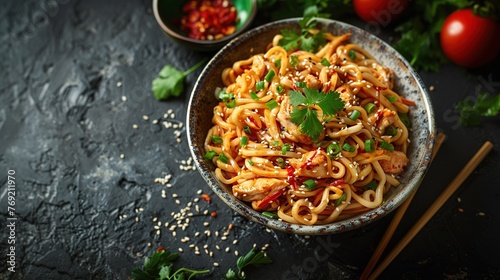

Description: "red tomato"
353 0 410 24
440 8 500 68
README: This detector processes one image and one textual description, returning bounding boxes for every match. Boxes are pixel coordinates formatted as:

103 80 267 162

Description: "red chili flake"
202 193 211 202
157 246 164 252
211 211 217 218
180 0 238 40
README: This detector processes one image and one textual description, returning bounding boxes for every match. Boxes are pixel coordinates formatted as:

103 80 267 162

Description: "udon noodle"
204 29 413 225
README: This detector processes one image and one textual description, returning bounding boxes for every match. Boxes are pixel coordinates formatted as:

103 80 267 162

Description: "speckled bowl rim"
187 18 435 235
152 0 258 49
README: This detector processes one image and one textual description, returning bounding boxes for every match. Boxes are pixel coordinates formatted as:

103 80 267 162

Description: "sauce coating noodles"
204 31 412 225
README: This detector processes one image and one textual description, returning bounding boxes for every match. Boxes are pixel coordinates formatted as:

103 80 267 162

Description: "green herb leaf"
456 93 500 126
289 87 345 140
152 59 206 100
132 248 209 280
223 248 272 280
278 16 326 52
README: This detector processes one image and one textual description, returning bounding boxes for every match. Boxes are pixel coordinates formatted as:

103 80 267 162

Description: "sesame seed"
117 81 122 87
121 95 127 101
142 115 149 121
178 248 183 252
132 124 138 129
214 262 219 267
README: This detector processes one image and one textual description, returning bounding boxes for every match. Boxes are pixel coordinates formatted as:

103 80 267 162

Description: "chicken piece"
337 85 355 105
288 151 329 178
233 178 288 202
367 108 396 133
277 96 325 145
305 74 322 90
379 150 408 174
377 108 396 132
251 54 266 78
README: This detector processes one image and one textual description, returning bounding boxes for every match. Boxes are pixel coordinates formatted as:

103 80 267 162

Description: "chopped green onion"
276 157 285 168
275 84 284 94
218 153 229 163
348 49 356 60
289 55 298 67
210 135 223 144
384 126 398 136
266 99 278 110
256 81 265 91
321 58 331 66
247 159 254 166
226 99 236 108
365 181 378 191
349 110 360 120
271 140 280 147
327 142 341 158
303 179 317 190
240 136 248 146
364 138 375 152
379 140 394 152
275 59 281 68
250 91 259 100
342 143 356 152
204 150 217 160
385 95 397 103
282 143 290 155
265 70 275 82
217 90 232 101
398 113 412 128
364 102 377 114
335 193 347 206
262 211 278 219
295 81 306 88
243 125 252 135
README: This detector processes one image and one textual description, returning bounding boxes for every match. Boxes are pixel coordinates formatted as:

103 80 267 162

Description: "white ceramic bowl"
187 18 435 235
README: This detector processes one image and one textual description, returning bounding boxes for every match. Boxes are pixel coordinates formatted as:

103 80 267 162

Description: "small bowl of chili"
153 0 258 52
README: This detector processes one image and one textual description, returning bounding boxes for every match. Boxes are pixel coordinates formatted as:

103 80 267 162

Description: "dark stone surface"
1 0 499 279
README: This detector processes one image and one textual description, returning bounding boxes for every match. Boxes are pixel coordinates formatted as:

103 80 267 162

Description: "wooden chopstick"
359 132 446 280
367 140 493 280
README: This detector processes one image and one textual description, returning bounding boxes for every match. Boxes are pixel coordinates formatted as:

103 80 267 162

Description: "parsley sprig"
290 87 345 141
152 58 207 101
131 248 209 280
456 92 500 126
223 248 273 280
132 247 272 280
278 16 326 52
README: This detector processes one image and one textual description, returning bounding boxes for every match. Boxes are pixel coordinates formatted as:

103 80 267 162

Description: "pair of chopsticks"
360 133 493 280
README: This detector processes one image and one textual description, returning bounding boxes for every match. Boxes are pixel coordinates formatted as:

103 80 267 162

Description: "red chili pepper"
300 149 318 170
157 246 164 252
330 178 344 187
286 165 297 190
374 86 387 91
201 194 211 203
257 188 285 210
211 211 217 218
401 97 416 106
180 0 237 40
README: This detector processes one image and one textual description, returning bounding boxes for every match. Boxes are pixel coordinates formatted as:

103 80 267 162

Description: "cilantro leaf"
300 109 323 140
223 248 273 280
278 16 326 52
319 90 345 115
289 88 345 141
132 248 209 280
279 29 301 51
456 93 500 126
152 58 206 101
